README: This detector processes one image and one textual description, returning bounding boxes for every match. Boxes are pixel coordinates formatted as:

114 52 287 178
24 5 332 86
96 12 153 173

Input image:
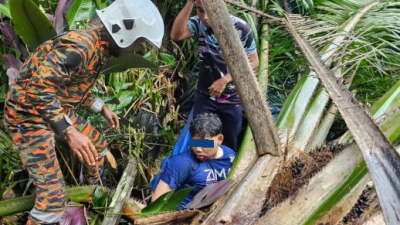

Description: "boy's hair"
190 113 222 138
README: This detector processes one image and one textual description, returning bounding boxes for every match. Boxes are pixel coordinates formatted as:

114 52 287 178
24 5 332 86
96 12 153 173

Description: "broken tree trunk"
228 19 271 181
284 12 400 225
201 18 281 224
200 21 278 223
201 0 281 156
102 157 137 225
203 155 281 224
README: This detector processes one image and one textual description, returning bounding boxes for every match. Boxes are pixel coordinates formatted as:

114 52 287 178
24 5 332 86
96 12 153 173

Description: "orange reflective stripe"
81 123 92 135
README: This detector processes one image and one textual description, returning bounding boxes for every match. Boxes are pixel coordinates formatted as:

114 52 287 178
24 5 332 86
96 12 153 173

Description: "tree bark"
201 0 281 156
201 23 276 223
203 155 281 224
102 157 137 225
284 12 400 225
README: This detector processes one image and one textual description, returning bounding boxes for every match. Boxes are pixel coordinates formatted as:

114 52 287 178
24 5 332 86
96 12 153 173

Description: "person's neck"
105 33 121 57
211 146 224 159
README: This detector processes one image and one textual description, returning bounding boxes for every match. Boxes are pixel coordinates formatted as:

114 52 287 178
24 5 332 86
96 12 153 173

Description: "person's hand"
100 106 119 130
209 77 228 97
65 127 98 166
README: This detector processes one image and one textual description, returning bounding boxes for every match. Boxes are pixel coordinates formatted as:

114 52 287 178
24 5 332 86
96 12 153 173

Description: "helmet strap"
105 31 122 57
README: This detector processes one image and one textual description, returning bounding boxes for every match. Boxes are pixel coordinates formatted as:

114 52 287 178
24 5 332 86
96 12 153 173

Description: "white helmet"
96 0 164 49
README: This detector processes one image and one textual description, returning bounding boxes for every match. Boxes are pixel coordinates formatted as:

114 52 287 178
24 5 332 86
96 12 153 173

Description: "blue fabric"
150 109 194 191
188 15 256 105
160 145 236 209
172 109 194 155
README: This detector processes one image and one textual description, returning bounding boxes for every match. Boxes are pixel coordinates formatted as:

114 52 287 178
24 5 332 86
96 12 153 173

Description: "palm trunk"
202 22 275 224
227 22 270 180
203 155 282 224
284 12 400 224
339 80 400 149
201 0 281 156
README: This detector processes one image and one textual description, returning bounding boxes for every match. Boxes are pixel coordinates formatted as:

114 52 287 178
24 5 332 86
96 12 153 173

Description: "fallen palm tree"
198 0 395 224
197 0 396 222
284 10 400 224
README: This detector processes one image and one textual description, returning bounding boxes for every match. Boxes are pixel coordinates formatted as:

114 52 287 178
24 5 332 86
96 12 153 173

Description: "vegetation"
0 0 399 224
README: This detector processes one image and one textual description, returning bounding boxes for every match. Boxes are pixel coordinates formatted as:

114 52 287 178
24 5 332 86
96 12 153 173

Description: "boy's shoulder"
219 145 236 164
162 150 198 175
167 150 197 165
221 145 236 154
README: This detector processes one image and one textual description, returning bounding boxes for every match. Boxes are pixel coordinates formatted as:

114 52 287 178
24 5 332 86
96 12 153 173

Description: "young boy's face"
195 0 210 27
191 134 223 161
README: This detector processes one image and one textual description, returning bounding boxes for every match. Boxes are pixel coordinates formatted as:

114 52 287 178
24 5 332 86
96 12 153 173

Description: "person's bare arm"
152 180 173 202
170 0 195 41
100 106 119 130
248 53 259 72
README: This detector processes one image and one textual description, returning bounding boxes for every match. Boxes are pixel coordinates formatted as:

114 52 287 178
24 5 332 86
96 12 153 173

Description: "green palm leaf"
140 188 193 216
0 3 11 19
278 0 382 152
9 0 57 50
0 186 96 217
66 0 96 30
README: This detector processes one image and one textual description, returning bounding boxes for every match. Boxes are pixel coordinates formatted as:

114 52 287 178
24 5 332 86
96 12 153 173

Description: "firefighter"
3 0 164 224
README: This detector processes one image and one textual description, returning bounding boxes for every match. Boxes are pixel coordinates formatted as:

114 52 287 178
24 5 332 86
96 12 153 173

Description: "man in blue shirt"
151 113 236 208
171 0 259 151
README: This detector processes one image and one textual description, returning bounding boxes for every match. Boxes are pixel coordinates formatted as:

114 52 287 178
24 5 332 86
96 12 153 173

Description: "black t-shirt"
188 15 257 104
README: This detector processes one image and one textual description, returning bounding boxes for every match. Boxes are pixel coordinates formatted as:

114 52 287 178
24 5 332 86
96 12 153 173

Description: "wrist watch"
59 115 74 138
89 98 105 113
64 114 73 126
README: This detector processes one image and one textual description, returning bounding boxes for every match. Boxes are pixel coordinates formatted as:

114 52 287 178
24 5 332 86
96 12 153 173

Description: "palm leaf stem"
284 10 400 223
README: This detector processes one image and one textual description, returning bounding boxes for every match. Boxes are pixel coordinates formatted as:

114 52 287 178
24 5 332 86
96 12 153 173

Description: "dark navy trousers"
193 91 243 151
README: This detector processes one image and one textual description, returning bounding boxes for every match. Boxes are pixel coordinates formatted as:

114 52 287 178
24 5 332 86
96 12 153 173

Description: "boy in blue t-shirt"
151 113 236 208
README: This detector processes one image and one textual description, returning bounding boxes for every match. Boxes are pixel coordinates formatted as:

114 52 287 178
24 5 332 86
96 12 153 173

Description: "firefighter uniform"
4 27 110 224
